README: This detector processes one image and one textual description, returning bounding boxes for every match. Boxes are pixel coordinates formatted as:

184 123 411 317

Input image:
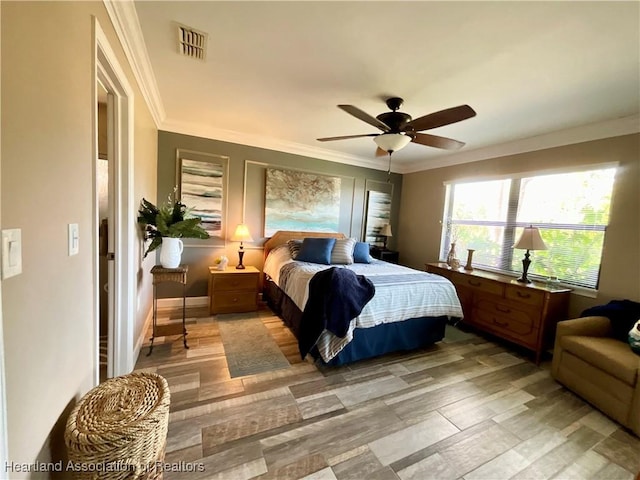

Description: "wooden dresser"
426 262 571 363
208 266 260 314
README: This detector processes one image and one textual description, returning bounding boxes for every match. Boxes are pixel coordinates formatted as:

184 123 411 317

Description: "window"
441 166 616 289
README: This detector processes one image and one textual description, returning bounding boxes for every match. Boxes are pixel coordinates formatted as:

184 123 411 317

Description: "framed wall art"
177 152 228 238
364 190 391 246
264 167 341 236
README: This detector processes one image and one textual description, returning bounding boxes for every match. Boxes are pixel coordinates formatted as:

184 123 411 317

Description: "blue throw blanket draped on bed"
298 267 375 359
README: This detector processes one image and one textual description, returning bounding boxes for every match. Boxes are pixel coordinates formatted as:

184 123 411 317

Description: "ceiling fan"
317 97 476 158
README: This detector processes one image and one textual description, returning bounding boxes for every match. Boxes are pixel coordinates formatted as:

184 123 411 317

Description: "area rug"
217 313 290 378
443 323 477 343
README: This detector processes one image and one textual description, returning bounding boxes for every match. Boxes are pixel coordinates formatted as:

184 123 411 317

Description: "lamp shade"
373 133 411 153
230 223 253 243
380 224 392 237
514 226 547 251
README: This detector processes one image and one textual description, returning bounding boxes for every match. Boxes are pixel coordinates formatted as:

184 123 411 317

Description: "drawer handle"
496 305 511 313
468 280 482 287
493 318 509 327
516 291 531 298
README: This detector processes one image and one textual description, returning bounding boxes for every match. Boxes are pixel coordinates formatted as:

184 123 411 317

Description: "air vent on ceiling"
177 24 207 60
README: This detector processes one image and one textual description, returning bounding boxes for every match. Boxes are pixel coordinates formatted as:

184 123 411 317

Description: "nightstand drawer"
212 292 257 314
213 273 258 291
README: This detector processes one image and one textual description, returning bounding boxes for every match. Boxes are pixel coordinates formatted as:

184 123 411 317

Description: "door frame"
93 18 136 383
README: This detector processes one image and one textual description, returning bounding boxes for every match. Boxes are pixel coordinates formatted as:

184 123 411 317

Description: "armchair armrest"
555 316 612 339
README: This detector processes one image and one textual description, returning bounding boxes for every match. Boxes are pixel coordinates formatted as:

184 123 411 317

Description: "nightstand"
208 266 260 314
370 246 399 264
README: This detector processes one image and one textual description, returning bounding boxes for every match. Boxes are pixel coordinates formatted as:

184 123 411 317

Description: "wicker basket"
65 372 170 479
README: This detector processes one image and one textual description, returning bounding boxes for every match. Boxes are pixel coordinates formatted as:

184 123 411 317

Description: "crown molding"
103 0 165 127
398 114 640 174
160 119 389 172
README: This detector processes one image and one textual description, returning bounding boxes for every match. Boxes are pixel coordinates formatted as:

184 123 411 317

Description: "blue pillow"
353 242 372 263
296 237 337 265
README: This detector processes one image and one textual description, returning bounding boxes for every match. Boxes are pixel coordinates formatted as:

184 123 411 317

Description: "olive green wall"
156 130 402 297
400 133 640 318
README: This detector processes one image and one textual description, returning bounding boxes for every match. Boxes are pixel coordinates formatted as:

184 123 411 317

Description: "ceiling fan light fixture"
373 133 411 153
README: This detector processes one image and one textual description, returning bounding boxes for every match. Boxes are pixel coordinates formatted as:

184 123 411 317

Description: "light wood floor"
133 303 640 480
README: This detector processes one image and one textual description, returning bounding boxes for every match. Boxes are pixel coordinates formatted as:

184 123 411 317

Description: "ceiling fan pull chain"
387 152 393 182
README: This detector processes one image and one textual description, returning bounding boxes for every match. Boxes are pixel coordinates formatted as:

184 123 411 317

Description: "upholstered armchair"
552 315 640 436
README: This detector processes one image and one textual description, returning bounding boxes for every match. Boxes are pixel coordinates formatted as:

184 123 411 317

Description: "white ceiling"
127 1 640 173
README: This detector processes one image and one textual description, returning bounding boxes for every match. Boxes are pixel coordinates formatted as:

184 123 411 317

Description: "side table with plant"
137 190 209 268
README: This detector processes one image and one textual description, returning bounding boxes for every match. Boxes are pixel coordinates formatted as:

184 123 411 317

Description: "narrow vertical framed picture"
177 151 229 239
364 190 391 246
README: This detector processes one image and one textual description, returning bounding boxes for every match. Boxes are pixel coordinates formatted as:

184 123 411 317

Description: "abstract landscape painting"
365 190 391 245
179 158 224 237
265 168 341 236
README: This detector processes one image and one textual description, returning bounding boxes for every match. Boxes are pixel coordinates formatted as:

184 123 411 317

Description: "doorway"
93 18 136 384
97 84 111 382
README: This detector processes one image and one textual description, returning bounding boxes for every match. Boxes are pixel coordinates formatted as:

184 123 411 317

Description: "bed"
262 231 463 366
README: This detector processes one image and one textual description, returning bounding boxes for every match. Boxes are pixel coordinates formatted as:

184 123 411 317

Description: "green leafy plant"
137 190 209 258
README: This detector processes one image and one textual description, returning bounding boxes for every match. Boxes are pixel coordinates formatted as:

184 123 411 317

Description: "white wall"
1 1 156 468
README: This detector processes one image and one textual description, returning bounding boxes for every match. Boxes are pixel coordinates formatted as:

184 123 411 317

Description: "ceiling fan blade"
338 105 391 132
404 105 476 132
317 133 378 142
375 147 388 157
411 132 465 150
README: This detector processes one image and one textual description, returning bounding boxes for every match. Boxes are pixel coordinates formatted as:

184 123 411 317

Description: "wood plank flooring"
133 304 640 480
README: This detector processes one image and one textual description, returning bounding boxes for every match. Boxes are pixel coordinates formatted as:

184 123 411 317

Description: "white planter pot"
159 237 184 268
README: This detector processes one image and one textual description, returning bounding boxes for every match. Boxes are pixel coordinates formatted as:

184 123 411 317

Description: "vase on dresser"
159 237 184 268
446 242 458 267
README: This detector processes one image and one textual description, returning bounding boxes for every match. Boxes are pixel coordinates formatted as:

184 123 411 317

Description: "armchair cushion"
559 335 639 386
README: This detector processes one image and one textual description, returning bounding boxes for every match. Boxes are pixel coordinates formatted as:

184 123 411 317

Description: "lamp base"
517 250 532 283
236 248 246 269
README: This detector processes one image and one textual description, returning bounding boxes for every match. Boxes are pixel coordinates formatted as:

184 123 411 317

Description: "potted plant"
137 190 209 268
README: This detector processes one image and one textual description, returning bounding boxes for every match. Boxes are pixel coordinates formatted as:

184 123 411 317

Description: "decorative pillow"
629 319 640 355
287 239 303 259
296 237 337 265
330 238 356 264
353 241 372 263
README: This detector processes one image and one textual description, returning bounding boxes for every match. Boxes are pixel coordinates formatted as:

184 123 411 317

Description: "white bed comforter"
264 244 463 362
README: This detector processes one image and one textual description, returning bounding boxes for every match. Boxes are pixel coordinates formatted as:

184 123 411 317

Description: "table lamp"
230 223 253 269
513 225 547 283
380 224 392 249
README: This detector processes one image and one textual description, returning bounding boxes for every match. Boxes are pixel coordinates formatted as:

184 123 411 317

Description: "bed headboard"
263 230 347 263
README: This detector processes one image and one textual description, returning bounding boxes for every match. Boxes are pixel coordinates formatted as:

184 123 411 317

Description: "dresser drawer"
505 284 545 307
212 273 259 291
456 275 504 296
473 309 539 348
212 291 257 313
474 297 537 328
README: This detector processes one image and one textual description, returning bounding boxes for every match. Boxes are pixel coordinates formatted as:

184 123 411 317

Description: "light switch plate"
2 229 23 279
68 223 79 256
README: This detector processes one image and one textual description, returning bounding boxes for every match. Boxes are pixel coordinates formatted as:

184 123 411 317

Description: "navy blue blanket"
298 267 375 359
